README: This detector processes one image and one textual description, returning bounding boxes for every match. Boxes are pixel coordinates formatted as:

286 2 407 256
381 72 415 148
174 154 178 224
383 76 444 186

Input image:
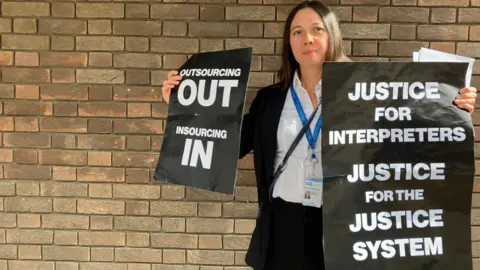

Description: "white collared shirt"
272 70 323 206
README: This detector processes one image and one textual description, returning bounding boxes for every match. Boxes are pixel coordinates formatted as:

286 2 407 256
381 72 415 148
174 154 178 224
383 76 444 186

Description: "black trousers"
263 198 325 270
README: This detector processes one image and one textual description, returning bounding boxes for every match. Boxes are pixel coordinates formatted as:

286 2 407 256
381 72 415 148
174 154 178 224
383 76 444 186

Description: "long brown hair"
277 0 349 89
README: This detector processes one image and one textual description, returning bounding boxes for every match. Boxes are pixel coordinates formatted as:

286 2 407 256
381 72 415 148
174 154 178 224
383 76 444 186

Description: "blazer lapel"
262 87 288 185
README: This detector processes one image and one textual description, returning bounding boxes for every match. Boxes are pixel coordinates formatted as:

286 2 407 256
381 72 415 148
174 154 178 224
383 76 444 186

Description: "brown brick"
151 233 197 248
330 6 353 21
163 54 187 69
127 103 151 118
471 27 480 41
88 20 112 35
226 6 275 20
88 119 113 134
76 69 125 84
189 22 237 37
4 100 52 116
53 198 76 213
113 21 162 36
3 133 50 148
2 2 50 16
77 3 124 18
52 69 75 84
0 52 13 66
115 247 163 263
353 7 378 22
431 8 456 23
3 164 49 180
13 19 37 33
341 23 390 39
187 250 234 265
0 117 14 131
115 216 162 231
418 25 468 41
51 134 76 149
427 42 454 54
341 0 389 3
235 219 255 234
126 4 149 18
114 53 162 68
5 197 52 212
10 261 54 270
77 167 125 182
89 86 113 100
76 37 124 51
162 218 185 233
126 136 150 151
16 182 39 196
43 246 89 261
40 118 87 133
458 43 480 57
114 119 164 134
17 214 40 228
14 117 39 132
379 7 429 22
113 184 160 199
161 185 185 200
39 19 86 34
226 39 274 54
79 231 125 246
39 150 86 166
223 235 250 250
52 36 74 51
53 167 77 181
126 37 149 52
151 201 197 217
52 3 75 18
114 86 162 102
199 235 222 249
379 41 429 56
391 25 416 40
112 152 157 167
151 4 199 19
2 68 50 83
7 229 53 244
264 22 284 38
54 231 78 245
151 70 170 86
41 85 88 100
151 38 199 53
14 149 37 164
89 249 113 261
198 203 221 217
18 245 41 259
163 21 187 37
459 8 480 23
474 0 480 6
78 103 126 117
15 52 38 67
0 18 12 33
89 52 112 67
88 151 111 166
2 35 49 50
42 214 89 229
419 0 469 6
77 198 124 215
40 52 87 67
126 168 150 183
126 70 150 85
186 218 233 233
164 250 186 264
223 203 257 218
88 184 112 198
0 85 14 100
0 213 16 227
77 135 125 150
126 201 149 216
200 5 224 20
239 23 263 37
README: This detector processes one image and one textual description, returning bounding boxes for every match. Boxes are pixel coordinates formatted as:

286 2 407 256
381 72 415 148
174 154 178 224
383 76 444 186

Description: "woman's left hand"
454 86 477 114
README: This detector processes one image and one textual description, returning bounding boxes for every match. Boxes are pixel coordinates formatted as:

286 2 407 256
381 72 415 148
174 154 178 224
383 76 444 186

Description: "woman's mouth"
303 49 317 55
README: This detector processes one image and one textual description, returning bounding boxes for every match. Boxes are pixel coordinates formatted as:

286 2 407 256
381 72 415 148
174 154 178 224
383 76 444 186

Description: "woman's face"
289 7 329 68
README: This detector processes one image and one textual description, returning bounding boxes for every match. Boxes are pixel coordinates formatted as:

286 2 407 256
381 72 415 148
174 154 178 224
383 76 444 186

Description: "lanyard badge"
290 83 322 161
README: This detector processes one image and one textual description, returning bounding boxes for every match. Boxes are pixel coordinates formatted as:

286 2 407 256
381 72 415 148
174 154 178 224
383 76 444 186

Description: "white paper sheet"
412 47 475 88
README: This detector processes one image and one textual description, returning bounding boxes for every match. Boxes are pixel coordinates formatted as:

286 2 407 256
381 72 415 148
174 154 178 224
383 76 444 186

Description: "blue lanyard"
290 83 322 160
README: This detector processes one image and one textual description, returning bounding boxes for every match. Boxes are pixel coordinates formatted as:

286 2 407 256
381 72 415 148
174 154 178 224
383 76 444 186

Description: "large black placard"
154 48 253 194
321 62 474 269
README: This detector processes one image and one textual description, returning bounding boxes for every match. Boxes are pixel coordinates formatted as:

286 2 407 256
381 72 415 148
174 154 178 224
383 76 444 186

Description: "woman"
161 1 477 269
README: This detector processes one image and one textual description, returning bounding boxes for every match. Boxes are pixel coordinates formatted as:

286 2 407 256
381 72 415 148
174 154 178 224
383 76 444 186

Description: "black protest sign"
321 62 474 269
154 48 253 194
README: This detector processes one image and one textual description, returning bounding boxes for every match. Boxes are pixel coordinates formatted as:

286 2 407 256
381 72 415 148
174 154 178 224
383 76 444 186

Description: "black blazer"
238 82 289 270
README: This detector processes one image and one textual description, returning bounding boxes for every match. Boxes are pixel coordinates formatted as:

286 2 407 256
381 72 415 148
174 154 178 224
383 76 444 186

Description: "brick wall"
0 0 479 269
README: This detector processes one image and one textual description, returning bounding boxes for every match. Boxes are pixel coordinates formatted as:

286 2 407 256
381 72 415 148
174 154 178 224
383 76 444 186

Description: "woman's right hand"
161 70 183 104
